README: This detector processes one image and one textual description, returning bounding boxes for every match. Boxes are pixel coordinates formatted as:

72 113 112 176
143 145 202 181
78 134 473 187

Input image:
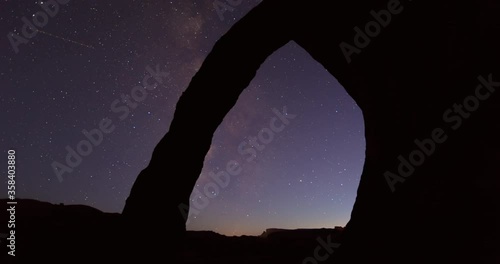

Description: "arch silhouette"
122 1 500 262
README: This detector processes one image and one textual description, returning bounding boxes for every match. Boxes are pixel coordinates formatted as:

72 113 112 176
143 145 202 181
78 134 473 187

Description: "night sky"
1 0 365 236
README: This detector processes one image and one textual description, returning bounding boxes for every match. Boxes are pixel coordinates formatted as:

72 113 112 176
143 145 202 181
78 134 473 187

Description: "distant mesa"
260 227 344 239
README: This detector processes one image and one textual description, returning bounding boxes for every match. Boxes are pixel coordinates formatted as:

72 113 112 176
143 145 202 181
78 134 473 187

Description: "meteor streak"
36 29 95 49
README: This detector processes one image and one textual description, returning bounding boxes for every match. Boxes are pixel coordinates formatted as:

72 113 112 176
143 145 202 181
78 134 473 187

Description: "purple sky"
1 0 365 236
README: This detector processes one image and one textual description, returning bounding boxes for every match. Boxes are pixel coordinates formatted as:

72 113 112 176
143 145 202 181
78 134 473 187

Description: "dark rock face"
123 0 500 262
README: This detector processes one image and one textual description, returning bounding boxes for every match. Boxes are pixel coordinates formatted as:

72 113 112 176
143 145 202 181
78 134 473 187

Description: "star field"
1 0 364 236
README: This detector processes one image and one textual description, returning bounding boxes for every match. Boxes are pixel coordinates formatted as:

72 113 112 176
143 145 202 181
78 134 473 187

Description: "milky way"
1 0 365 236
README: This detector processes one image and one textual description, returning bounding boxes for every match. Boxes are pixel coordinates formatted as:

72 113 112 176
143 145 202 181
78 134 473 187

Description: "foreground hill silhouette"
0 199 121 263
122 0 500 263
0 199 343 263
